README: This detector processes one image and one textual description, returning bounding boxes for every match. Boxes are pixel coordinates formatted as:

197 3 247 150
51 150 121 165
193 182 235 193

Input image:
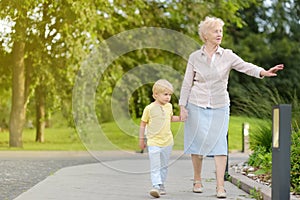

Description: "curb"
229 168 271 200
229 167 299 200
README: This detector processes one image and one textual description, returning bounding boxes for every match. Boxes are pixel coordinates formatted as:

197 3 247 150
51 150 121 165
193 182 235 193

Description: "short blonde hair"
198 16 225 42
152 79 174 99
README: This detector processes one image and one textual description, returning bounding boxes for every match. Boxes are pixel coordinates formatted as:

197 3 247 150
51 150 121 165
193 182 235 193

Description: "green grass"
228 116 269 151
0 128 86 150
0 116 269 151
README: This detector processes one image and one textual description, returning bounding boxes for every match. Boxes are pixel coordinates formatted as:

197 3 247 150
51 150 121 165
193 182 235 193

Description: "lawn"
0 128 86 150
0 116 268 151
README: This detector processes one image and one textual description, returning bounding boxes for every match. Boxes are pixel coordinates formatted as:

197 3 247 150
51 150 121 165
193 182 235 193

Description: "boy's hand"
139 138 146 150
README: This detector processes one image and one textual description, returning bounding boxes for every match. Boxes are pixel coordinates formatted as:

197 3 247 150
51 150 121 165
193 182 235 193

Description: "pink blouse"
179 46 264 108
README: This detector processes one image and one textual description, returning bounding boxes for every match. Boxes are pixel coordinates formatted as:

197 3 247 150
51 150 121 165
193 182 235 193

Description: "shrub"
249 122 272 152
248 127 300 195
247 146 272 176
291 130 300 194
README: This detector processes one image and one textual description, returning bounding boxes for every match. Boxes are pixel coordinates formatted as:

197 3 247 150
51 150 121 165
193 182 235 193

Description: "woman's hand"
260 64 284 77
180 106 188 121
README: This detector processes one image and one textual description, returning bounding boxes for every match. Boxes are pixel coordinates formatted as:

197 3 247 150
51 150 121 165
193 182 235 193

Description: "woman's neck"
204 44 218 58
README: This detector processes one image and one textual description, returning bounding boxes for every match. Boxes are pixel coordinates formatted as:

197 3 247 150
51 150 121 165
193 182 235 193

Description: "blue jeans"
148 145 173 187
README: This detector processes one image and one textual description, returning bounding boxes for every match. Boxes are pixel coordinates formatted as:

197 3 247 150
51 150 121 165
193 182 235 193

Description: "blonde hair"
152 79 174 99
198 16 225 42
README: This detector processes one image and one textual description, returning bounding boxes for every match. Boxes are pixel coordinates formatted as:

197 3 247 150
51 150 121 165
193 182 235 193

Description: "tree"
3 1 35 147
0 0 112 145
94 0 261 119
227 0 300 117
0 43 11 130
0 0 264 147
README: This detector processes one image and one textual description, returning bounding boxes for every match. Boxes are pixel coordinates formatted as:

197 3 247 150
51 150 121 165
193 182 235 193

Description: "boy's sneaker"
150 186 160 198
159 184 166 195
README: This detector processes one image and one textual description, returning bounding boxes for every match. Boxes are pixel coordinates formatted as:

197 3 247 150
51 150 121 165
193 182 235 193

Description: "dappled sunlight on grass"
0 128 86 150
0 116 269 151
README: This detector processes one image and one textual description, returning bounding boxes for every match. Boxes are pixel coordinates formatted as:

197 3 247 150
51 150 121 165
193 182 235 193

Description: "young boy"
139 79 181 198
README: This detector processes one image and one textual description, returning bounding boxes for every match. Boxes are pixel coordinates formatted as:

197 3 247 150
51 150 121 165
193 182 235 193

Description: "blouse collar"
200 45 223 55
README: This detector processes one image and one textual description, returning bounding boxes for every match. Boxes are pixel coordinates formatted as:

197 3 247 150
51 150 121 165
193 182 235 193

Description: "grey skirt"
184 103 230 156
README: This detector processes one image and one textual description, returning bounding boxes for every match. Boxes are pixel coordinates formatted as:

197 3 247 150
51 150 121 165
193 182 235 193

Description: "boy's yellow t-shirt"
141 102 174 147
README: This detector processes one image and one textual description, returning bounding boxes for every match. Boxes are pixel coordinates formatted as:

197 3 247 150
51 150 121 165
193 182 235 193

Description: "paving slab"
13 151 256 200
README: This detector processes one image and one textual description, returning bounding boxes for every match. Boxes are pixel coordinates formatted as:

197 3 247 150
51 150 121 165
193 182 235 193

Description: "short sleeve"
141 106 150 123
169 104 173 117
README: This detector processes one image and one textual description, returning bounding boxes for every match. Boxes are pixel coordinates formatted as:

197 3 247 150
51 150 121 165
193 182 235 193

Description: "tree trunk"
35 84 46 143
9 40 26 147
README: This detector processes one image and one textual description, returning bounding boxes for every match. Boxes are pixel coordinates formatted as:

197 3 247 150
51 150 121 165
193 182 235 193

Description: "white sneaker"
159 184 166 195
150 187 160 198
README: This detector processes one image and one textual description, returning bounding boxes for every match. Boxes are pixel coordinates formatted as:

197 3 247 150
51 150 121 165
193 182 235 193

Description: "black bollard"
272 104 292 200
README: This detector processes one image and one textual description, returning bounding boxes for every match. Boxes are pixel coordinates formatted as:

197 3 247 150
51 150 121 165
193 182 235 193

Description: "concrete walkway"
12 151 256 200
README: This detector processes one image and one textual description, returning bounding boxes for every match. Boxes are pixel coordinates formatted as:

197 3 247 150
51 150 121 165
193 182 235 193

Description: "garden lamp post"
272 104 292 200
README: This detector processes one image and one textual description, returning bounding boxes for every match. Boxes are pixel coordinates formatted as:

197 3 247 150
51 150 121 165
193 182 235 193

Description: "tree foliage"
227 0 300 118
0 0 299 146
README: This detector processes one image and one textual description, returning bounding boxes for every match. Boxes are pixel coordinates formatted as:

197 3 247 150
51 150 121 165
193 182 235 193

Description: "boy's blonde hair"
152 79 174 99
198 16 224 43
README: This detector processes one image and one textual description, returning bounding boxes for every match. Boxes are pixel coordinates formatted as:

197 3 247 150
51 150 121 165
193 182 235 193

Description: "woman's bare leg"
191 154 203 188
214 155 227 192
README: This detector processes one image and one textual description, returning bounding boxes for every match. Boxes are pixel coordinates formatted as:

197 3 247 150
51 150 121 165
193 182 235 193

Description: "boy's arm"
139 121 147 150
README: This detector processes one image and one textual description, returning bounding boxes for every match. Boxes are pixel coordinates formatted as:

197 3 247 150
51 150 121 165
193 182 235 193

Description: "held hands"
180 106 188 121
260 64 284 77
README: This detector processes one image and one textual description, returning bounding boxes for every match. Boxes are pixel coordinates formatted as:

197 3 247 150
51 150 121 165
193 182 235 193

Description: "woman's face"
205 24 223 45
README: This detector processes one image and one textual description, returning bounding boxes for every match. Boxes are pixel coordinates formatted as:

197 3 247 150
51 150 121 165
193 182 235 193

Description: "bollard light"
243 123 250 136
272 104 292 200
272 108 279 148
242 122 250 152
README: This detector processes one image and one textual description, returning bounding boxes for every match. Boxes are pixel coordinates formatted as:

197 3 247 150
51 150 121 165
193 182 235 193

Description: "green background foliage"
0 0 299 192
0 0 299 126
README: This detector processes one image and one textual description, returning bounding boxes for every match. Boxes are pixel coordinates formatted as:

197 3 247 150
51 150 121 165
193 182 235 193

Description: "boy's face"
155 90 172 105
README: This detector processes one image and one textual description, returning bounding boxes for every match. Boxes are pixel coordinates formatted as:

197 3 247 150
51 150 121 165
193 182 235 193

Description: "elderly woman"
179 16 284 198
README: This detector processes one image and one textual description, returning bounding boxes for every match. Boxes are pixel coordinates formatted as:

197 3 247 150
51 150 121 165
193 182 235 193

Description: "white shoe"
193 180 203 193
159 184 166 195
150 187 160 198
216 186 227 198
